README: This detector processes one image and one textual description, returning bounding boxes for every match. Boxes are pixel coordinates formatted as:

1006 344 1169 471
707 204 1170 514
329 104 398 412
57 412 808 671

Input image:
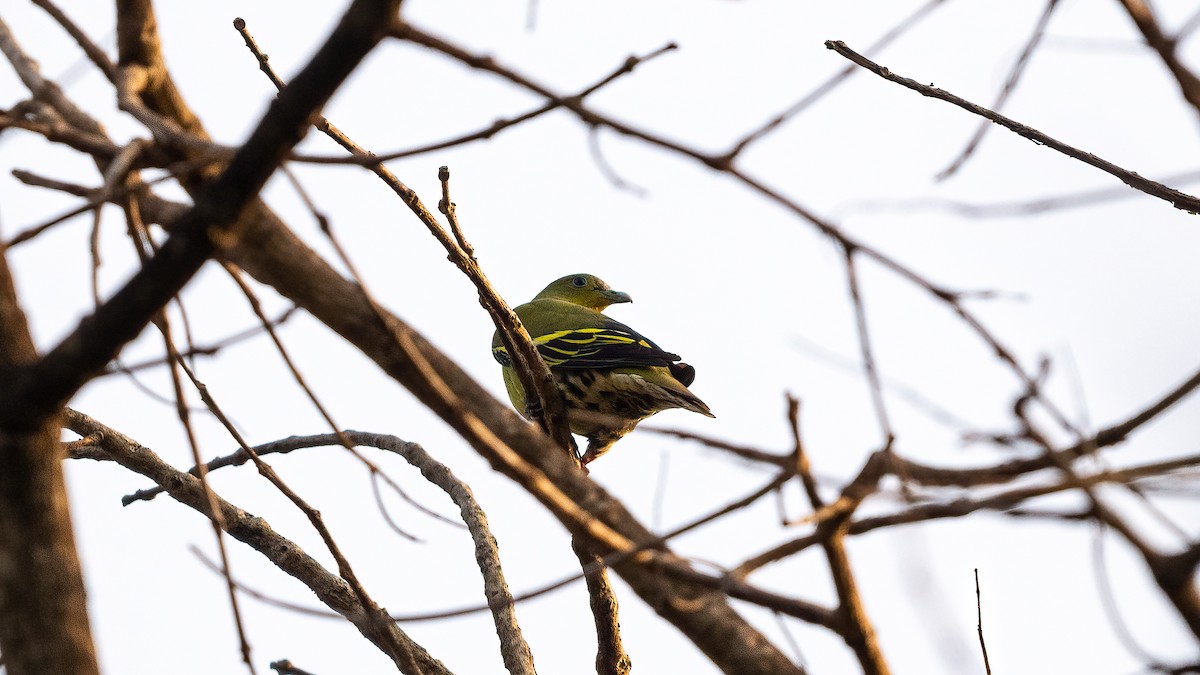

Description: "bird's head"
534 273 632 310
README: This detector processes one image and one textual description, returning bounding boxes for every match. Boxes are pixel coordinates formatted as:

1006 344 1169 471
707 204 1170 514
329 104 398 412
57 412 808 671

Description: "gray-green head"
533 274 632 310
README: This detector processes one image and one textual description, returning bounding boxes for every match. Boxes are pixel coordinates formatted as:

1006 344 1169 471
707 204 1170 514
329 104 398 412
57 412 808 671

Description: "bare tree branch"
31 0 117 82
1116 0 1200 117
844 250 894 450
974 569 993 675
390 19 1082 448
727 0 950 159
0 0 402 432
0 251 99 675
733 452 1200 578
837 167 1200 218
825 39 1200 213
62 410 450 673
329 431 538 675
785 401 890 675
572 537 632 675
936 0 1060 180
6 3 1196 672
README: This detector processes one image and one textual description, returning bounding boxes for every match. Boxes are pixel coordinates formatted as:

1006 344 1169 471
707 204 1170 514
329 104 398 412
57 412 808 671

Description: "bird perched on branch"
492 273 714 464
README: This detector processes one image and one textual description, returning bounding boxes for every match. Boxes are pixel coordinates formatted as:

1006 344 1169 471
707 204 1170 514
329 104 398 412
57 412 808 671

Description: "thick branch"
209 187 803 675
230 20 573 457
0 251 98 675
114 0 206 139
0 0 400 432
11 149 825 664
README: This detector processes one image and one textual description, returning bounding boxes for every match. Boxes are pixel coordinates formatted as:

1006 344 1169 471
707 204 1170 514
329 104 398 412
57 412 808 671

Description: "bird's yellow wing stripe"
492 328 659 368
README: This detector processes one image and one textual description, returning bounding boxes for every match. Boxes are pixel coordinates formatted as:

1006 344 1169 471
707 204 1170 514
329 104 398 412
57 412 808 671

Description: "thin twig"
390 20 1081 448
105 307 300 375
1016 395 1200 639
437 166 475 260
1116 0 1200 117
787 396 821 508
825 39 1200 213
174 431 536 674
109 142 258 674
790 333 974 431
173 354 421 670
1176 6 1200 43
974 569 992 675
153 301 256 673
844 251 894 450
1091 525 1164 667
368 472 423 542
732 452 1200 578
113 433 833 631
277 44 679 166
63 410 448 673
936 0 1060 180
726 0 949 158
354 432 537 675
786 398 890 674
642 427 791 467
587 126 648 196
837 167 1200 218
31 0 117 81
4 159 194 248
233 18 575 459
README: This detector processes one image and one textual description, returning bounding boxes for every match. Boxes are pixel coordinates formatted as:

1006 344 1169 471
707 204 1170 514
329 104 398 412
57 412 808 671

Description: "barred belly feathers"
492 274 713 464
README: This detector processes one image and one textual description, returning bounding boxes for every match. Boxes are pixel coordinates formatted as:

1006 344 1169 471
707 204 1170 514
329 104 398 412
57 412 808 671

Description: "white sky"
2 1 1199 673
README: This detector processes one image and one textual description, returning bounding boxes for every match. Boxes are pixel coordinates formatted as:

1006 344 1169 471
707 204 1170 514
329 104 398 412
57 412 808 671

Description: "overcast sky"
2 1 1199 673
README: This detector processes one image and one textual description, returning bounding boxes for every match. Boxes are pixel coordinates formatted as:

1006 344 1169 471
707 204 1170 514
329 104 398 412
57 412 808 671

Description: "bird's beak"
602 289 632 304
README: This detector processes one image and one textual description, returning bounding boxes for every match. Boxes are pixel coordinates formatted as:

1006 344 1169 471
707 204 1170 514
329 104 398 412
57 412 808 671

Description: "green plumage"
492 273 714 464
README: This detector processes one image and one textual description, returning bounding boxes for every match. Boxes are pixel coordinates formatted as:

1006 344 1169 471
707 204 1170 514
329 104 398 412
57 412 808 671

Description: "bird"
492 273 714 464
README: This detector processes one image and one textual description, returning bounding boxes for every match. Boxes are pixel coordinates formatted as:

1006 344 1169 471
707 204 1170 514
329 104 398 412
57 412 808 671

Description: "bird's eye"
571 276 588 288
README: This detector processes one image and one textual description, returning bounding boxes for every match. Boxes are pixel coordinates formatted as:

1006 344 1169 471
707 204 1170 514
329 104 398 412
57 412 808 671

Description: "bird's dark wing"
492 324 681 370
534 327 681 369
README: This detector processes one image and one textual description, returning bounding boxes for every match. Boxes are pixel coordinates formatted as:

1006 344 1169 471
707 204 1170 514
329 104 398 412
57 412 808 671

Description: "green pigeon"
492 273 714 464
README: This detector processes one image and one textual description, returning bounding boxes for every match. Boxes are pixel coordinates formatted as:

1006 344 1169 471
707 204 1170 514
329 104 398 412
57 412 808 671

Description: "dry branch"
1116 0 1200 116
786 400 889 675
0 0 401 432
389 19 1080 449
936 0 1059 180
63 411 450 673
7 2 1198 673
825 39 1200 213
733 452 1200 579
0 251 99 675
40 11 809 670
334 432 538 675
